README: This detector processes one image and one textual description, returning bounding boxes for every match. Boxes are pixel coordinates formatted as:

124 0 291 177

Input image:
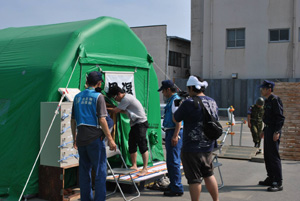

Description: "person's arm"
172 116 181 147
70 103 77 149
108 107 127 114
174 100 186 123
247 106 252 128
247 114 251 128
272 97 285 141
171 99 181 146
99 117 116 151
108 97 127 114
71 118 77 149
260 131 264 139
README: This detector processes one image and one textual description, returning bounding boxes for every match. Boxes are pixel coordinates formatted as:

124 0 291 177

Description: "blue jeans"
165 129 184 193
78 138 106 201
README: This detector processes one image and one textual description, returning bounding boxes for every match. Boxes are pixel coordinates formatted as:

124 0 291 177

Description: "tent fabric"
0 16 164 200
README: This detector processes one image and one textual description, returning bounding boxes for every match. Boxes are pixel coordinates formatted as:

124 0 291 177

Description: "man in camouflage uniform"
247 97 264 151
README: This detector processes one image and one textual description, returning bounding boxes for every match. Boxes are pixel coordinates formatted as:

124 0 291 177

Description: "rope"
18 56 80 201
152 61 183 92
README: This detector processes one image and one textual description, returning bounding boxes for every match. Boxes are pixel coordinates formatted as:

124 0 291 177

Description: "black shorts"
181 152 214 184
129 121 149 154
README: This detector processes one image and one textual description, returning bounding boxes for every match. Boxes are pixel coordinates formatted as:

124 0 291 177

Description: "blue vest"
74 88 100 127
163 93 180 129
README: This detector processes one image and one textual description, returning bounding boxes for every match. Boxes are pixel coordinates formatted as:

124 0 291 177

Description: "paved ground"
31 117 300 201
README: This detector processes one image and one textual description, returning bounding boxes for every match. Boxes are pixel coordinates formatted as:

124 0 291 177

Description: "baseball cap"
158 80 174 91
259 80 275 89
87 71 102 85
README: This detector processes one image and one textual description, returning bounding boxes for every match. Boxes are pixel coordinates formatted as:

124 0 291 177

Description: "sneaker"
163 191 183 196
159 186 171 192
258 177 273 186
256 149 262 155
267 182 283 192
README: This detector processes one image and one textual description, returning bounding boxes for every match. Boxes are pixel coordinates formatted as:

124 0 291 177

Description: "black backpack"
192 96 223 141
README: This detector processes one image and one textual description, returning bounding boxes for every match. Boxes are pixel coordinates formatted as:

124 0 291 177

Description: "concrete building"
131 25 190 101
191 0 300 79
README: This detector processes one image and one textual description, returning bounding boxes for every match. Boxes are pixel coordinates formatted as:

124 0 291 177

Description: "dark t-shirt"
174 96 218 152
72 94 108 146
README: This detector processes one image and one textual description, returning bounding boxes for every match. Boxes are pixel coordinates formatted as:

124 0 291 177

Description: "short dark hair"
188 76 206 93
107 86 125 97
170 86 177 93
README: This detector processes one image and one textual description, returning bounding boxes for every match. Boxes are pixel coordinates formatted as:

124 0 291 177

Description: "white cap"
186 76 208 89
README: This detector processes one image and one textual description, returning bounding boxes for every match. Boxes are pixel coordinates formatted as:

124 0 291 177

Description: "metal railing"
219 106 246 146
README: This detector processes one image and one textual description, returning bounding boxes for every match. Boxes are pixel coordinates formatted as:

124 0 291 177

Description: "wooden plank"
39 165 64 201
218 146 257 160
39 165 79 201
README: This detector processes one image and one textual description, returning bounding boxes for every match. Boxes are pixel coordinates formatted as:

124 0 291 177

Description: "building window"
269 29 289 42
183 54 190 68
169 51 181 67
227 28 245 48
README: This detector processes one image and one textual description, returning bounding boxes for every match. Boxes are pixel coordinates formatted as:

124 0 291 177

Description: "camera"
174 91 189 106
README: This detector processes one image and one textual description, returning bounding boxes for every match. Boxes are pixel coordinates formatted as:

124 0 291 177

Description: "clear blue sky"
0 0 191 40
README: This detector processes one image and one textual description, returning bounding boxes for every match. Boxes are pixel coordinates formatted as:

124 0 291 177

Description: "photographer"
174 76 219 201
158 80 184 196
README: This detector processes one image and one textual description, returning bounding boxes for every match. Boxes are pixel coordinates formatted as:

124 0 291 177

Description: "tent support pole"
18 56 80 201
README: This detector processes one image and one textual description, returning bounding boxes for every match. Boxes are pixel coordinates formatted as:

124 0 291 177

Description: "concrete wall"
131 26 191 103
191 0 204 76
168 37 191 79
191 0 300 79
131 25 168 84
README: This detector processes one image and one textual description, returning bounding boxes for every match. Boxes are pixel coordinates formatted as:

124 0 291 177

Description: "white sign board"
104 71 135 97
58 88 81 102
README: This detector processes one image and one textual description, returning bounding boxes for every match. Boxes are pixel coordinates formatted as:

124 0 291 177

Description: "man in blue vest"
71 71 116 201
158 80 184 196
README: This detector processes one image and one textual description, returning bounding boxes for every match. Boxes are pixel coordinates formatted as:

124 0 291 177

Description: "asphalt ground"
31 117 300 201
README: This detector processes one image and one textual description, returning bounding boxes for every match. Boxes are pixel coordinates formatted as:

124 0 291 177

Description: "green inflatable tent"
0 16 164 200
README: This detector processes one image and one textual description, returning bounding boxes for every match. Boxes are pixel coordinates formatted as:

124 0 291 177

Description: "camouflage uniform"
248 104 264 148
